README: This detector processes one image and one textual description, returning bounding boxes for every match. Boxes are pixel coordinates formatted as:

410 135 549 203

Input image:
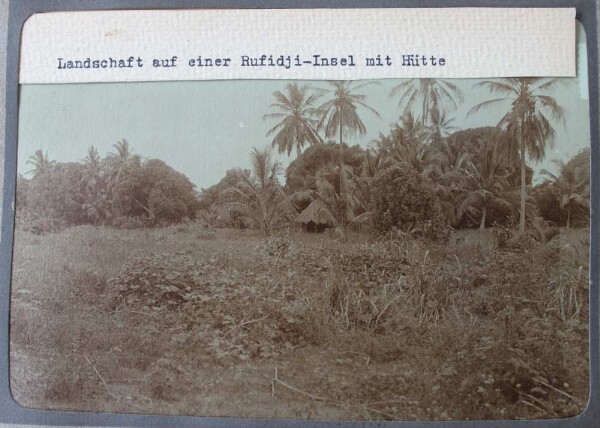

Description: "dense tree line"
17 140 200 232
18 78 590 237
202 78 589 237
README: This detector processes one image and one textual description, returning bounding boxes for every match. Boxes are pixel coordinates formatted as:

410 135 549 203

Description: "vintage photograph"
9 75 590 420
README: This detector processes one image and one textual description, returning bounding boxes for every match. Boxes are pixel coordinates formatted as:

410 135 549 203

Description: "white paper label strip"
19 8 576 84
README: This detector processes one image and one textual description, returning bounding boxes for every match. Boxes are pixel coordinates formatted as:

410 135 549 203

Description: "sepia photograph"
9 73 591 420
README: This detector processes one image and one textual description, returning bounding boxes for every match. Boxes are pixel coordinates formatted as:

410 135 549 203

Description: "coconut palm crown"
390 78 464 126
264 83 323 157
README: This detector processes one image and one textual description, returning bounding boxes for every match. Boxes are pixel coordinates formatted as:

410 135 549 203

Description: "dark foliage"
285 143 365 193
370 163 449 241
17 146 201 231
25 163 88 229
113 159 200 224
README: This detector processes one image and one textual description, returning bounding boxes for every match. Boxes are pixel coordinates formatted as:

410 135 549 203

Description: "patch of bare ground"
9 225 590 420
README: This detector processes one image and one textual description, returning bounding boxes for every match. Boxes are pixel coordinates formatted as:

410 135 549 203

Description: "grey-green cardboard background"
0 1 597 427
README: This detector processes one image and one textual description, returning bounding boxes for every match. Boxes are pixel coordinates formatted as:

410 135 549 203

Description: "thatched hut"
294 200 337 233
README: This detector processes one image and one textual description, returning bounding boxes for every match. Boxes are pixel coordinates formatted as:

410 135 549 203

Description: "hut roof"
294 200 338 226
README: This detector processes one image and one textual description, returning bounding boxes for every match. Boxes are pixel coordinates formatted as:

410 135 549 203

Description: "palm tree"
390 78 464 125
316 81 380 226
362 148 383 178
107 139 139 184
109 139 133 164
373 120 432 174
540 158 590 229
310 163 368 228
83 146 101 170
468 78 565 232
81 146 110 224
81 146 103 189
425 106 459 144
398 111 426 141
222 147 295 235
458 143 513 230
264 83 323 157
424 137 474 226
26 150 54 177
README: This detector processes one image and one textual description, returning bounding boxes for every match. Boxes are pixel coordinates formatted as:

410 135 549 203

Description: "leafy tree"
222 147 295 235
468 78 565 232
316 81 380 225
390 78 464 125
26 150 55 178
370 163 448 240
198 168 247 211
112 159 199 224
285 143 365 194
26 163 87 227
264 83 322 156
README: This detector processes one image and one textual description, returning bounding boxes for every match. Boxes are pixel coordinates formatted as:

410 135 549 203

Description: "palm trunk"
479 206 487 230
339 115 345 227
519 118 527 234
567 205 571 229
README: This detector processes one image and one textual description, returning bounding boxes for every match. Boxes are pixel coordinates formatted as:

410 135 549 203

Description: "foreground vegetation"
10 224 589 419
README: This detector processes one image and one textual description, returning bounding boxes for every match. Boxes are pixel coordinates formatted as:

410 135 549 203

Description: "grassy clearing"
9 225 590 420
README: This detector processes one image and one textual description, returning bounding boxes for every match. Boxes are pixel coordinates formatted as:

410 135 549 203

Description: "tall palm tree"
222 147 295 235
264 83 323 157
540 158 590 229
316 81 380 225
469 78 565 232
26 150 54 178
390 78 464 125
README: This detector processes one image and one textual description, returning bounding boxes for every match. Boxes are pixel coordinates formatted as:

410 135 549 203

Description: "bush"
110 216 148 230
493 216 516 249
370 163 449 241
17 212 66 234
